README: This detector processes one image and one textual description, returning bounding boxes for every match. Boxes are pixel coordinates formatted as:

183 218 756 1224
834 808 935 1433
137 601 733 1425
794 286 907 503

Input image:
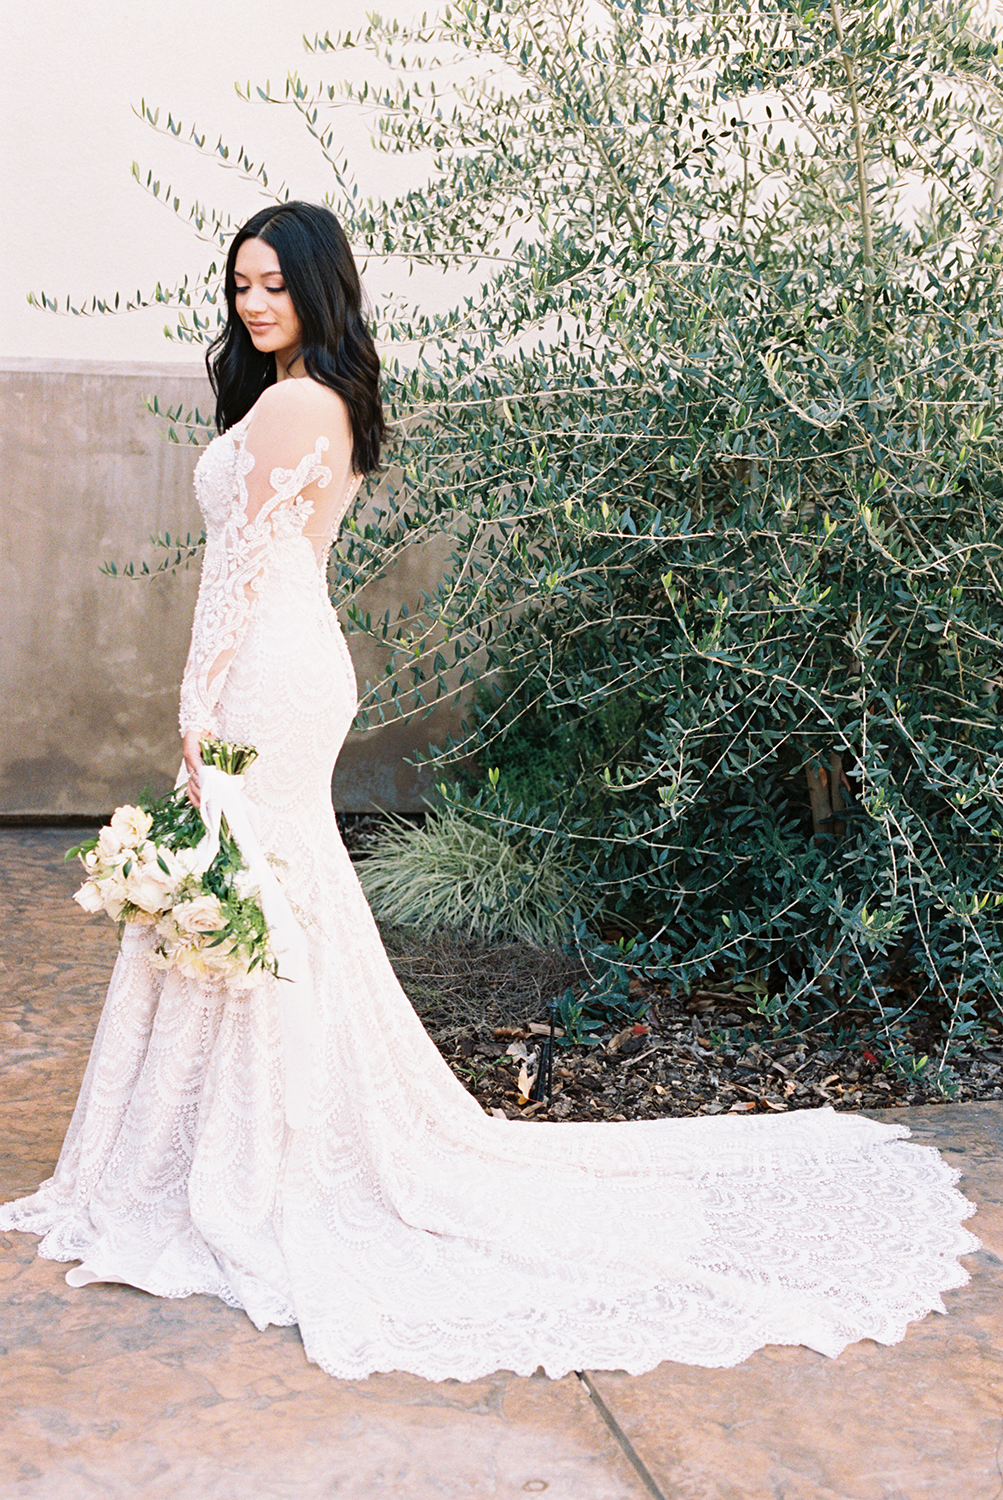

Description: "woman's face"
233 238 303 372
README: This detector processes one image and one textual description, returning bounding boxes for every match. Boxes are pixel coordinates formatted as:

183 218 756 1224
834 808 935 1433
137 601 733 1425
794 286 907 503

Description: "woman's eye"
265 285 286 294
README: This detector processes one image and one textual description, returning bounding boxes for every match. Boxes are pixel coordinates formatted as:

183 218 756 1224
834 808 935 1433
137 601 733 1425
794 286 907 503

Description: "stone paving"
1 827 1002 1500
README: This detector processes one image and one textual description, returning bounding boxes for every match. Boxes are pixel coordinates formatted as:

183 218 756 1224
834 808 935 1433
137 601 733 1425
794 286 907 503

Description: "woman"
0 202 977 1381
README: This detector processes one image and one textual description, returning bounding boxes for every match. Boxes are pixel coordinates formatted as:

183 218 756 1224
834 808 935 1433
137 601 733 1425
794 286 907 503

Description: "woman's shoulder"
243 379 352 466
249 378 349 426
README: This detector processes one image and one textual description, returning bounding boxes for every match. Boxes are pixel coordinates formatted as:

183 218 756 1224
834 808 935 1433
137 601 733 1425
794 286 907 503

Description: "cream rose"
139 841 186 888
73 880 105 914
232 868 260 902
121 841 185 914
172 894 224 936
170 942 216 981
217 961 264 991
95 872 129 921
171 845 203 879
123 870 172 915
109 804 153 848
96 825 125 860
204 942 267 990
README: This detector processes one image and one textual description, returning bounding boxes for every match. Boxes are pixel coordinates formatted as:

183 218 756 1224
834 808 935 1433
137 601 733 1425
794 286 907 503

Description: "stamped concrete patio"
1 827 1001 1500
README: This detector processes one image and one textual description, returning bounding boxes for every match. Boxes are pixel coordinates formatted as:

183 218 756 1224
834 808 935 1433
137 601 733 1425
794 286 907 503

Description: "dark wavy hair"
207 202 385 472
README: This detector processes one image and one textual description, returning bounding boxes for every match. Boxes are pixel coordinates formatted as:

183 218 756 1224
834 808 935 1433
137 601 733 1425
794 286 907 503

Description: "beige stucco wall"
0 2 480 816
0 358 461 816
0 0 463 371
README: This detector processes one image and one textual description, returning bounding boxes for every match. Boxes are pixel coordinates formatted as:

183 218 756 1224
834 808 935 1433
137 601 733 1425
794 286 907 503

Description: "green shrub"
335 0 1003 1076
356 802 575 948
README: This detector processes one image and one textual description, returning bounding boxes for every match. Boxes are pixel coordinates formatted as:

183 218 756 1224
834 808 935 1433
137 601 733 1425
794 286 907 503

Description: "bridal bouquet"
68 739 278 988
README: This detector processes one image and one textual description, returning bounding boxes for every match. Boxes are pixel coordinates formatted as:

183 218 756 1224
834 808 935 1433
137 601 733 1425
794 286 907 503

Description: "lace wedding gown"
1 379 979 1381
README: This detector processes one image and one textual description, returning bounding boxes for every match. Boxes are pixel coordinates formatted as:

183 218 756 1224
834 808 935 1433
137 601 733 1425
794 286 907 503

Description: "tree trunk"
829 751 847 838
806 754 849 841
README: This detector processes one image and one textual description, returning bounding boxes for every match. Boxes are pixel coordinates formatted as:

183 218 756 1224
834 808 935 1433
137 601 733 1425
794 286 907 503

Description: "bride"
0 201 978 1382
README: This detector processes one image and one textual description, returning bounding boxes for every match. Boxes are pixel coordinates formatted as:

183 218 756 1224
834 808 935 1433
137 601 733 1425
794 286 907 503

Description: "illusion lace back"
0 380 978 1381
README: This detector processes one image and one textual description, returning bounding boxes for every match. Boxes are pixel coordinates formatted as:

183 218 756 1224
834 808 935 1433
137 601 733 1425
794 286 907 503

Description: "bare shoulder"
245 380 353 472
251 378 350 432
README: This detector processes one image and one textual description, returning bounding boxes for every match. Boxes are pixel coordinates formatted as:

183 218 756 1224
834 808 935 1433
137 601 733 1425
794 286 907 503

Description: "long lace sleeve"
178 382 355 736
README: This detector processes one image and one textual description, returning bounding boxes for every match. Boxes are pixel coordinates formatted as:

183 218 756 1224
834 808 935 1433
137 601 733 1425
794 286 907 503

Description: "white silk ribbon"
179 762 318 1130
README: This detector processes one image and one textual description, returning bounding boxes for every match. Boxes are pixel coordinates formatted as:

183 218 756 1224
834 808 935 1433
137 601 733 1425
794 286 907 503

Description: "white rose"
172 894 224 935
95 872 128 921
206 943 264 990
219 961 263 991
110 805 153 848
123 864 174 915
140 841 187 889
96 825 125 860
232 867 259 901
171 942 215 980
172 845 204 878
73 880 105 914
203 943 234 975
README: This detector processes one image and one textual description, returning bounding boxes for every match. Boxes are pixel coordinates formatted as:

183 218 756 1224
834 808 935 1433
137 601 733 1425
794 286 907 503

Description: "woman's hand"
182 730 205 809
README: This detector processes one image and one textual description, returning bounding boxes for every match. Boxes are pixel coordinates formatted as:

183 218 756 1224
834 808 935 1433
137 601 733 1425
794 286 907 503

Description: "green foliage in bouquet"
68 741 276 984
57 0 1003 1075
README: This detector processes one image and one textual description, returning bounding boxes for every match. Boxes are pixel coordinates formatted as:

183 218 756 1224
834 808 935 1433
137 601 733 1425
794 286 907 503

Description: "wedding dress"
0 378 979 1381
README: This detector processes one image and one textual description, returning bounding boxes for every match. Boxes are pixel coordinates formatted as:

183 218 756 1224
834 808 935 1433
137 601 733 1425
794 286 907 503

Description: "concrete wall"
0 359 461 817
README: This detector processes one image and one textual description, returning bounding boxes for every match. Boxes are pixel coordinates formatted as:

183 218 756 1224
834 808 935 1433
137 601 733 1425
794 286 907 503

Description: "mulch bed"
378 927 1003 1123
339 815 1003 1123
